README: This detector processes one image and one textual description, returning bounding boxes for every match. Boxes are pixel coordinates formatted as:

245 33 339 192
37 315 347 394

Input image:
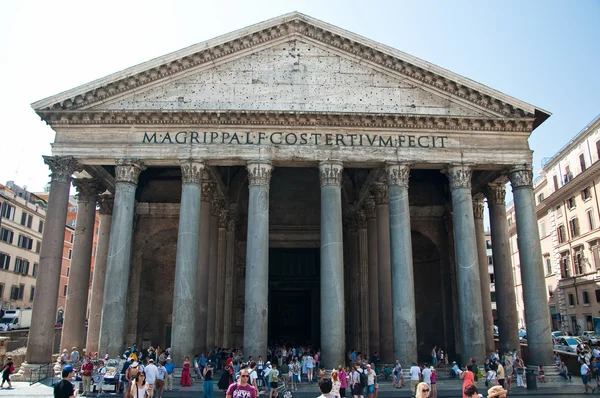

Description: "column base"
11 361 58 382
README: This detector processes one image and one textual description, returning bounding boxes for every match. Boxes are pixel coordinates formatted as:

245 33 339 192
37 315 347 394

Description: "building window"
67 220 75 228
583 290 590 305
14 258 29 275
537 193 544 204
553 175 559 191
1 203 15 220
539 221 547 237
490 273 495 283
29 286 35 301
63 284 68 296
568 293 575 306
564 165 573 183
557 224 566 244
32 263 38 278
67 249 72 260
545 256 552 275
0 228 14 244
69 233 74 244
556 204 563 217
20 213 33 228
573 248 584 275
486 240 492 249
507 217 512 226
10 285 18 300
0 284 3 299
18 284 24 300
487 255 493 265
567 197 576 210
548 285 554 298
592 241 600 270
66 267 70 277
596 289 600 303
596 140 600 160
35 241 41 253
561 252 571 278
17 235 33 250
580 153 587 172
38 220 44 233
582 187 592 201
587 209 596 231
569 218 580 238
0 253 10 270
490 292 496 302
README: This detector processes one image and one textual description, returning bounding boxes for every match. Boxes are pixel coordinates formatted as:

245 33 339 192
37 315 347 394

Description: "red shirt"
82 362 94 377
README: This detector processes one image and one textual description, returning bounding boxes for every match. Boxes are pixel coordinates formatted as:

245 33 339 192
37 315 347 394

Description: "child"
538 365 546 383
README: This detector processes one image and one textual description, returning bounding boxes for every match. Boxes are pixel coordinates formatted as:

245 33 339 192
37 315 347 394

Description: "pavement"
0 377 593 398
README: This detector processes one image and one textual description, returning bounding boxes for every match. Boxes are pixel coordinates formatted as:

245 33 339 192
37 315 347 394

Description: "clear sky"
0 0 598 191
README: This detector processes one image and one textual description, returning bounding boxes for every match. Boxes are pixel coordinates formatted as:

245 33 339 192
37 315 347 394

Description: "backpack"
359 371 368 388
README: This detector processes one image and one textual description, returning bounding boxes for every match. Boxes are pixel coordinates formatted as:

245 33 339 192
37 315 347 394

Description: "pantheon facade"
25 13 553 369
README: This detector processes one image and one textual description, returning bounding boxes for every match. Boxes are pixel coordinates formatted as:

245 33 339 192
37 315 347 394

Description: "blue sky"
0 0 598 191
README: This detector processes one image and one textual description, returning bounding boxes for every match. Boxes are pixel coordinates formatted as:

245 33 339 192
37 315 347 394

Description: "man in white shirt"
421 363 432 386
393 360 403 388
145 358 159 398
365 364 375 398
409 362 421 397
350 365 363 398
580 358 595 394
263 362 272 393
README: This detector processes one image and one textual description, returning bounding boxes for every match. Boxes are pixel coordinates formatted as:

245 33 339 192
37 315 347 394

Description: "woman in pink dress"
181 356 192 387
460 366 475 398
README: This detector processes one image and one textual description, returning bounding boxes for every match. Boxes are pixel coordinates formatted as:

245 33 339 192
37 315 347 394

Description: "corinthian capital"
318 161 343 187
115 159 145 185
202 179 216 202
42 156 83 183
485 182 506 206
372 183 388 205
211 198 225 217
73 178 104 203
472 194 485 220
509 164 533 189
356 210 367 229
98 194 114 215
247 161 273 187
180 160 205 184
385 163 411 187
445 164 473 190
364 198 376 219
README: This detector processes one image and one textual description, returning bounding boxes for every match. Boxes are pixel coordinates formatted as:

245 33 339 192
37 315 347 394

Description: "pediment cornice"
38 109 534 132
32 13 549 128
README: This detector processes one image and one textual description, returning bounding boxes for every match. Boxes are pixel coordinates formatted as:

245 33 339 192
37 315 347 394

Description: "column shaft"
86 196 113 354
27 156 81 363
386 164 417 364
243 161 272 359
206 199 220 350
195 181 213 354
357 211 370 356
319 161 345 369
171 161 203 363
373 183 393 363
223 211 236 348
509 166 553 365
473 195 495 353
349 223 360 351
446 165 486 363
485 183 521 354
61 179 103 352
365 199 380 356
99 160 144 358
215 210 228 348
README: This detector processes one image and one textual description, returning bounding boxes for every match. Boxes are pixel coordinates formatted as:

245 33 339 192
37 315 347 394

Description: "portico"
26 12 553 370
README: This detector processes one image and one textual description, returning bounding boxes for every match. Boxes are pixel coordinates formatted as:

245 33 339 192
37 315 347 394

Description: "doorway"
268 248 320 346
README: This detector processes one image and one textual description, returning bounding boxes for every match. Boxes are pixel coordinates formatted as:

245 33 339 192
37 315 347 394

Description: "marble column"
215 208 228 348
356 210 370 356
171 160 203 363
485 182 520 354
473 194 495 354
509 165 553 365
195 178 213 355
373 182 393 363
365 198 380 356
386 163 417 364
206 198 221 350
86 195 113 354
243 161 273 359
349 218 360 352
61 178 103 352
446 164 486 363
223 209 237 348
99 159 145 358
26 156 81 364
319 160 345 369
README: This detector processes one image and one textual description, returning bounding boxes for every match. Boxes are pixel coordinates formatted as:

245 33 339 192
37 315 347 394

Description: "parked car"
519 330 527 342
554 336 585 353
581 331 599 345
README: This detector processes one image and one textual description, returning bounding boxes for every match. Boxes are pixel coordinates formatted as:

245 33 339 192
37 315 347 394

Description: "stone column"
485 182 520 354
99 159 145 358
319 160 345 369
26 156 81 364
243 161 273 359
446 164 486 363
356 210 370 356
473 194 495 354
348 218 360 352
223 209 237 348
373 182 393 363
61 178 103 352
195 179 213 354
171 160 203 363
86 195 113 354
386 163 417 364
206 198 221 350
365 198 380 356
215 208 228 348
509 165 553 365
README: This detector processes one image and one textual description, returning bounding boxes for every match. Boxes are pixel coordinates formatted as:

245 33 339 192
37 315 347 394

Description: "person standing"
54 365 76 398
156 361 167 398
164 358 174 391
496 361 505 388
365 364 375 398
431 346 438 368
226 369 257 398
81 356 94 396
392 360 403 388
421 363 432 387
580 358 596 394
350 364 363 398
130 371 149 398
204 361 215 398
268 364 280 398
0 356 14 389
409 362 421 398
338 365 347 397
415 382 430 398
306 353 314 383
145 358 158 397
514 355 525 388
70 347 80 367
95 360 107 395
331 369 342 398
429 366 437 398
460 364 475 398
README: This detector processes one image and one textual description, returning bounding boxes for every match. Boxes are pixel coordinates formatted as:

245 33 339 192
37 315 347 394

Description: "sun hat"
131 361 139 368
487 385 508 397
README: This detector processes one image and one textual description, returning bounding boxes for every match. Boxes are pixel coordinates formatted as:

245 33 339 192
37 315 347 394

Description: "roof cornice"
31 12 550 128
38 110 535 132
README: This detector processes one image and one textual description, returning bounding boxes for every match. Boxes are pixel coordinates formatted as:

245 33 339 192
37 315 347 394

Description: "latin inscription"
142 131 447 148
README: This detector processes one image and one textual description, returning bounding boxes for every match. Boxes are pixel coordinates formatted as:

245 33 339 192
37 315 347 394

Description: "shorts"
271 382 278 388
582 375 590 385
351 385 363 395
366 384 374 394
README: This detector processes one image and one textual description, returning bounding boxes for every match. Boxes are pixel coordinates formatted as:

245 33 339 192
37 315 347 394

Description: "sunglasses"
422 389 430 392
240 375 250 378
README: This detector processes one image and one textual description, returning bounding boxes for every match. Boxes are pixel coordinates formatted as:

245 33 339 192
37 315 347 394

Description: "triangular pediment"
92 40 489 117
32 12 549 127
